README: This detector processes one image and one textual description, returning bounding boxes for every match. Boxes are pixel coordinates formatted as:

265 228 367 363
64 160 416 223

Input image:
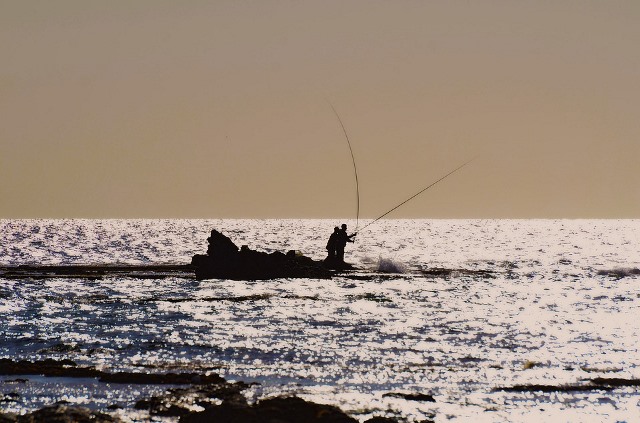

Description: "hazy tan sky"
1 1 639 218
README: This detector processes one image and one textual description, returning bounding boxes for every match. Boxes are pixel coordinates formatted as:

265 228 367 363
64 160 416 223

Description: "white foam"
376 256 408 273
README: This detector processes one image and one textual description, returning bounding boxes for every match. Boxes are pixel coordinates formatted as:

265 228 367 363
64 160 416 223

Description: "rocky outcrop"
191 230 333 280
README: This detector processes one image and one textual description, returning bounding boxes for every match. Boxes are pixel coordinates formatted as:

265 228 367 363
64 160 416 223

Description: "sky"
1 1 639 218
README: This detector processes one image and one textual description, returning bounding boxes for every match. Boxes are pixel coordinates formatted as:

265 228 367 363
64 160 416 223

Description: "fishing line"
359 157 477 233
328 102 360 231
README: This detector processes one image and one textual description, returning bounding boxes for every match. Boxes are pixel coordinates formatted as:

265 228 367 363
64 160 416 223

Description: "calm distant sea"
1 219 639 422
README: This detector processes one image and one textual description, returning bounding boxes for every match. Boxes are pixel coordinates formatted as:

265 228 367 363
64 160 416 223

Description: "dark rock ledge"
0 229 346 283
0 264 194 280
493 377 640 393
0 359 223 384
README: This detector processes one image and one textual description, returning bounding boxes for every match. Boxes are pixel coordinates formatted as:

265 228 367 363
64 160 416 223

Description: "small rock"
382 392 436 402
1 392 20 403
3 379 28 384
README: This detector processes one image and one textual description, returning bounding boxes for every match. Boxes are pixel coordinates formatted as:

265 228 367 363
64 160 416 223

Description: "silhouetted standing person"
336 223 356 263
326 226 339 260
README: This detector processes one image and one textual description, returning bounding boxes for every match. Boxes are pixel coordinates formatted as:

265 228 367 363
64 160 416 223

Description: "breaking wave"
376 257 407 273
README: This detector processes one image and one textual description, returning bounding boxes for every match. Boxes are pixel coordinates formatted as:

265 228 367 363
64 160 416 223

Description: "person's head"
341 224 347 230
334 226 339 233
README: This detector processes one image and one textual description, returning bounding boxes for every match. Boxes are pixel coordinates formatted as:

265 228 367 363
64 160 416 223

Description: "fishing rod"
359 157 477 232
329 102 360 231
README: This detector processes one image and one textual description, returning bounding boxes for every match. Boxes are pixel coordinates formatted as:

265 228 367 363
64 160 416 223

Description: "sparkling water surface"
1 219 639 422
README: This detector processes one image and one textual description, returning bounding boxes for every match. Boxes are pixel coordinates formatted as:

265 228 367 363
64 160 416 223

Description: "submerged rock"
382 392 436 402
192 230 333 280
493 383 614 393
420 267 495 278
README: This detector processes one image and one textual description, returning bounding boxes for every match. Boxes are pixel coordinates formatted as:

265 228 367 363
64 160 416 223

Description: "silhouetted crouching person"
326 227 340 260
336 223 356 263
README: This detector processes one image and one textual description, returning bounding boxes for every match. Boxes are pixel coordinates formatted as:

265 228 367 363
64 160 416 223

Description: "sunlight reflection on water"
1 219 640 421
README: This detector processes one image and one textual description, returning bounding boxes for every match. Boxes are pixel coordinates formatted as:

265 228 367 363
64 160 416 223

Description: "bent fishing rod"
329 102 360 231
358 157 477 233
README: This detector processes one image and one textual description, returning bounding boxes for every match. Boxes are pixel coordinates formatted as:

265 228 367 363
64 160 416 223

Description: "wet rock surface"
192 230 333 280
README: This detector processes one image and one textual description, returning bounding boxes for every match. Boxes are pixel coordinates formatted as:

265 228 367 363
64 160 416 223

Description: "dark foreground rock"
134 381 250 417
0 414 17 423
180 396 358 423
192 230 334 280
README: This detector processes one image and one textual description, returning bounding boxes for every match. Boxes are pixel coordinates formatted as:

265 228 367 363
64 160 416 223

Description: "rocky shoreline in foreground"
3 358 640 422
2 359 639 422
0 359 422 423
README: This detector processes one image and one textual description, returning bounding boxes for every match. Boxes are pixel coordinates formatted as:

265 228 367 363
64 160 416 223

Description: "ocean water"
1 219 639 422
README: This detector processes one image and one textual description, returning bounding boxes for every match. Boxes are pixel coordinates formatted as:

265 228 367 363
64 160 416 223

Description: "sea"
1 219 639 422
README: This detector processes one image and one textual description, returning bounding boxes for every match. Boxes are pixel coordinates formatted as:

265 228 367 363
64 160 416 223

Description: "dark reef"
0 264 193 280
